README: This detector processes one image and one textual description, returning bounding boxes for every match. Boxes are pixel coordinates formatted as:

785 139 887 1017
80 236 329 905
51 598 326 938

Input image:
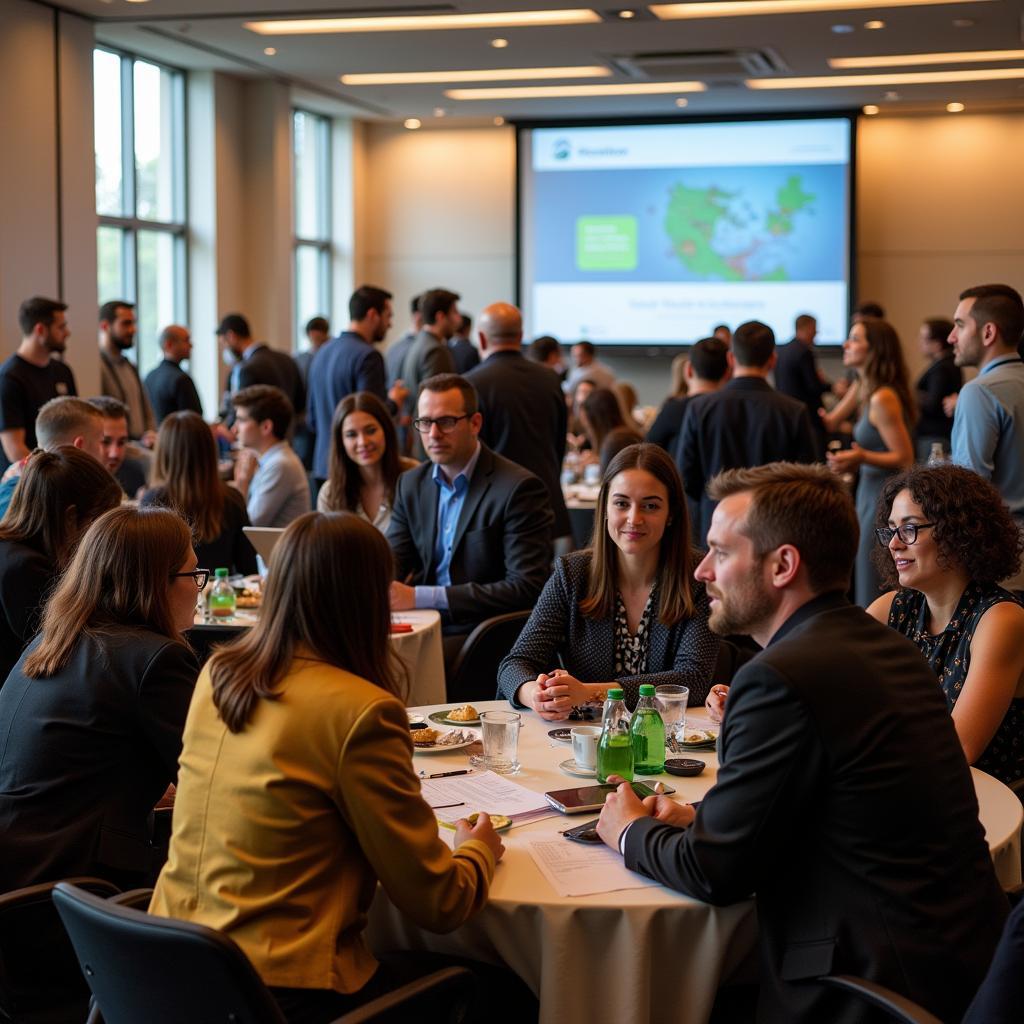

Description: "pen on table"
420 769 472 780
430 802 466 810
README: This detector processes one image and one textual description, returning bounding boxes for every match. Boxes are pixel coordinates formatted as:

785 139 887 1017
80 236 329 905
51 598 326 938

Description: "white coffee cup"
571 726 602 771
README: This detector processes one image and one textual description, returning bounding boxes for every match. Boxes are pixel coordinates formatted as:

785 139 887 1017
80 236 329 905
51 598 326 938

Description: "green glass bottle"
596 688 634 783
207 567 236 618
630 684 666 775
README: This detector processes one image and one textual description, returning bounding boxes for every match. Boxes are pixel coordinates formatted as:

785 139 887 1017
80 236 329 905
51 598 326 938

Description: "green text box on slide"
576 216 638 271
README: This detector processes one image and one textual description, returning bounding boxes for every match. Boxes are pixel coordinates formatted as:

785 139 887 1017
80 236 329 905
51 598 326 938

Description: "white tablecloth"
366 700 1023 1024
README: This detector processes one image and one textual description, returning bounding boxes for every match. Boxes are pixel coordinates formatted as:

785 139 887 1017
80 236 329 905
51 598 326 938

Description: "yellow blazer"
150 659 495 993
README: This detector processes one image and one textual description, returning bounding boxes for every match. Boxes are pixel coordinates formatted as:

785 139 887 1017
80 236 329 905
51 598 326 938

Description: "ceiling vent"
610 49 787 82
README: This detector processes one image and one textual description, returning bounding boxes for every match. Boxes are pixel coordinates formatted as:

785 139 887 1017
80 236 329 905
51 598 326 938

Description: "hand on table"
521 671 592 721
641 794 695 829
454 812 505 864
706 684 730 725
596 780 652 853
390 581 415 611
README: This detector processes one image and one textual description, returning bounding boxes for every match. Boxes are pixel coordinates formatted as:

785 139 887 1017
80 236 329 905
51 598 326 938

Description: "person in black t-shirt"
0 297 77 472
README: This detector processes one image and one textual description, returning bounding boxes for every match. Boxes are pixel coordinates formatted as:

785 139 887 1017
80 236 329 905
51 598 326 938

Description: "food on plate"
436 732 468 746
235 589 261 609
411 728 439 746
446 704 478 722
683 729 718 744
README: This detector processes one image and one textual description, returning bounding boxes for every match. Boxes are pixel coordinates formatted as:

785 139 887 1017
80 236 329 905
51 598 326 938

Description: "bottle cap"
607 688 624 699
638 684 656 696
215 568 229 578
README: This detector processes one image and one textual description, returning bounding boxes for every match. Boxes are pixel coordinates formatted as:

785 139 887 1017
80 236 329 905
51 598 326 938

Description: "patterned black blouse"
614 585 657 676
888 581 1024 785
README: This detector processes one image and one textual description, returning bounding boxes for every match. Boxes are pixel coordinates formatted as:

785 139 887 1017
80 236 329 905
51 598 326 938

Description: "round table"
366 699 1023 1024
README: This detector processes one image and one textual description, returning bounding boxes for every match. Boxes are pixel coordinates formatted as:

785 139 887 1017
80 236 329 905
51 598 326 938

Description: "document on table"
421 771 554 825
526 838 663 897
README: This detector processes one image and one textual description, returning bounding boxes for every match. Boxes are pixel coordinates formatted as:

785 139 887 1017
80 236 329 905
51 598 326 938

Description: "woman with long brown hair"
316 391 416 532
580 387 643 473
141 411 257 574
822 318 916 607
151 512 508 1023
0 506 202 891
0 446 122 683
498 443 718 719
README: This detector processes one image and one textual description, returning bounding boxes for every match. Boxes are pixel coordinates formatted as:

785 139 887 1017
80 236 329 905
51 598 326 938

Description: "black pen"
420 769 472 780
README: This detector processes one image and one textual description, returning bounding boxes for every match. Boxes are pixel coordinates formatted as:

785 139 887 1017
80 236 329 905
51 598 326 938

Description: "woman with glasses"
141 411 258 575
316 392 416 533
0 506 201 891
866 464 1024 786
0 446 122 685
497 443 718 719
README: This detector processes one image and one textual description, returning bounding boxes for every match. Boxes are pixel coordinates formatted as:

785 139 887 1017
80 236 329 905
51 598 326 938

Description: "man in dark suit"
597 463 1008 1024
774 313 829 453
448 313 481 374
387 372 553 669
465 302 570 541
144 324 203 423
676 320 817 543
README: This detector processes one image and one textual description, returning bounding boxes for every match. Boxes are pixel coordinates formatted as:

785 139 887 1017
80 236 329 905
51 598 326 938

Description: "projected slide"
519 119 852 346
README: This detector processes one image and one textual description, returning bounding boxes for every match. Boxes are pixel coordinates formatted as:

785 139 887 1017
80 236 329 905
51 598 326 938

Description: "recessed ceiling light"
245 10 600 35
831 24 855 33
675 97 689 106
747 66 1024 88
618 8 637 17
493 116 506 125
446 80 707 99
830 48 1024 69
946 100 965 111
651 0 990 18
340 66 611 85
491 38 509 48
863 104 880 114
404 118 422 130
864 19 885 28
433 107 447 117
263 47 277 56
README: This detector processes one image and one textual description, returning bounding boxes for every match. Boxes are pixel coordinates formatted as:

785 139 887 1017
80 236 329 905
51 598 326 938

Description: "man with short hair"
448 313 481 374
597 462 1008 1024
98 300 156 444
387 373 553 672
774 313 829 452
677 320 817 542
647 337 729 451
564 340 615 393
87 396 148 497
231 385 310 529
144 324 203 423
0 296 77 472
466 302 570 540
527 335 566 382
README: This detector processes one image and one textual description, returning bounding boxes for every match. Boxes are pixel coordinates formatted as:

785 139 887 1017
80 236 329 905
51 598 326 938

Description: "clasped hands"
519 670 595 721
596 774 696 852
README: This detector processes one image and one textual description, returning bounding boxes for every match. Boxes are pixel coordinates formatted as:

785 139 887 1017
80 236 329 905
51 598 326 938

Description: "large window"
292 109 332 349
94 48 187 375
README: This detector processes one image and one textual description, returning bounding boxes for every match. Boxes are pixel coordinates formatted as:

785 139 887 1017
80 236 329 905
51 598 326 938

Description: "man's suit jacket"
624 592 1008 1024
448 337 481 374
144 359 203 423
676 377 818 542
466 350 570 538
224 344 305 423
307 332 389 479
386 444 553 630
774 339 828 420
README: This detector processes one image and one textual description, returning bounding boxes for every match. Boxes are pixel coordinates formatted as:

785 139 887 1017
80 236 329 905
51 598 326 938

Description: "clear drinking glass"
470 711 522 775
655 685 689 742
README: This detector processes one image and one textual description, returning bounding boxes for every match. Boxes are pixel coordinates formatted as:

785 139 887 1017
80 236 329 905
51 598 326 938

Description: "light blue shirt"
951 354 1024 520
415 443 482 611
246 441 311 528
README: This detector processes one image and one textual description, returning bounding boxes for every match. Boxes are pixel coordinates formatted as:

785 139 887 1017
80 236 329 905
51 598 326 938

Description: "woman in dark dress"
0 447 122 685
914 317 961 461
867 464 1024 786
141 411 257 575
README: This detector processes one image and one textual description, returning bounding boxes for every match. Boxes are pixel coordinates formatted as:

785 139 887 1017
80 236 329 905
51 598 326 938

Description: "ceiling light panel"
747 67 1024 88
651 0 991 18
246 10 601 35
340 66 612 86
830 49 1024 69
446 81 707 99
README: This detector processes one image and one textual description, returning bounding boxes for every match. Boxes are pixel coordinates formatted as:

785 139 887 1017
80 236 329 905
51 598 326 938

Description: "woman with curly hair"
867 464 1024 785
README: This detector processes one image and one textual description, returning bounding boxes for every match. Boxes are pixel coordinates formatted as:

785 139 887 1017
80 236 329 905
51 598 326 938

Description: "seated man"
230 385 310 529
597 462 1008 1024
88 396 148 498
387 373 553 669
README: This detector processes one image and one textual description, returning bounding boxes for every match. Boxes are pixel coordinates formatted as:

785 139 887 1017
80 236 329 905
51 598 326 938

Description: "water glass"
655 685 689 741
470 711 522 775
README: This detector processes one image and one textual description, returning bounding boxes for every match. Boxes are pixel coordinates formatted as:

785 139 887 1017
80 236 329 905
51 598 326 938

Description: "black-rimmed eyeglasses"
412 414 470 434
874 523 936 547
173 569 210 589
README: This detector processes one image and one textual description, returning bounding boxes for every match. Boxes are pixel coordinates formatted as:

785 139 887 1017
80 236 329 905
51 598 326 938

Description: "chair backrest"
0 876 119 1024
52 882 288 1024
449 610 531 703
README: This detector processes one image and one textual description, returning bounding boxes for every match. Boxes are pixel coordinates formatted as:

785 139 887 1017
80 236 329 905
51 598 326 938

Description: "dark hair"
581 388 627 452
457 313 472 334
419 373 478 417
529 335 561 363
23 506 192 678
794 313 816 331
324 392 404 513
410 293 422 315
99 300 134 324
150 412 225 544
420 289 459 325
348 285 393 321
305 316 329 335
18 296 67 337
36 397 103 448
708 462 858 594
855 300 886 319
712 323 730 335
599 426 643 473
573 340 596 357
732 320 775 367
0 447 122 566
87 396 129 420
208 512 404 732
216 313 251 337
232 384 293 440
689 337 729 382
960 284 1024 349
873 465 1024 588
860 318 917 425
922 318 955 349
582 443 697 624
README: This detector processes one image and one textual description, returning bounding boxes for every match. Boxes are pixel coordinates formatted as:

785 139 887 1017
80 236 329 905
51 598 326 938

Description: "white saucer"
559 757 597 779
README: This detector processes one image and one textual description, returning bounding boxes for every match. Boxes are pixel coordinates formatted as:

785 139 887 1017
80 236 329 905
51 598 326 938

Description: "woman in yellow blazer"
151 511 505 1023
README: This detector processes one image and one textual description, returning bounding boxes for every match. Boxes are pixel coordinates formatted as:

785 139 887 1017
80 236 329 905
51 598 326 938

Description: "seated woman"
142 411 257 575
580 388 643 474
316 391 416 532
867 464 1024 786
0 506 202 891
0 447 122 685
151 512 509 1023
497 443 718 720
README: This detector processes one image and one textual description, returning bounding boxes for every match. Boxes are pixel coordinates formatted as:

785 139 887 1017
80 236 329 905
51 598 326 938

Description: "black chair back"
449 610 530 703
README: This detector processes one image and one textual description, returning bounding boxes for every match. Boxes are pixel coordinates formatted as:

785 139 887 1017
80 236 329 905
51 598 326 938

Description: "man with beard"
597 462 1007 1024
99 300 156 444
0 297 78 472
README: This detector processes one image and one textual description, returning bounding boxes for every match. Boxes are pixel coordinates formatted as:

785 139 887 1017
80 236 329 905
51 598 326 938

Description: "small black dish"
664 758 706 777
548 728 573 743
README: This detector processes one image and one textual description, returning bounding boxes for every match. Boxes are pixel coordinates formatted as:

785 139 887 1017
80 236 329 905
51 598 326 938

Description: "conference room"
2 0 1024 1022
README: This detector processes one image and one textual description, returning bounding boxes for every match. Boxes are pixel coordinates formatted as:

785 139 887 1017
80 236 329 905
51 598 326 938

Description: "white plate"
559 757 597 778
412 735 477 756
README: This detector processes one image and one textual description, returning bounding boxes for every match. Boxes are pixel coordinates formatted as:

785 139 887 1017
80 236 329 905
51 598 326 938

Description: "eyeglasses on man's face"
874 523 936 547
412 414 469 435
172 569 210 589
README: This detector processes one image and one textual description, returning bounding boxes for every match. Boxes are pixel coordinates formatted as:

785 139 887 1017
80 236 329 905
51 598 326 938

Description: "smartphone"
562 818 602 844
544 781 675 814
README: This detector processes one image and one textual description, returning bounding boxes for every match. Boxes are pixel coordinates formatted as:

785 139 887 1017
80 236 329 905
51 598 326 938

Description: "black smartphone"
562 818 602 844
544 781 675 814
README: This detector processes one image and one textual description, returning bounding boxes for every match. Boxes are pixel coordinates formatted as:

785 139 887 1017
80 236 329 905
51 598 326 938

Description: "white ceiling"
68 0 1024 122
